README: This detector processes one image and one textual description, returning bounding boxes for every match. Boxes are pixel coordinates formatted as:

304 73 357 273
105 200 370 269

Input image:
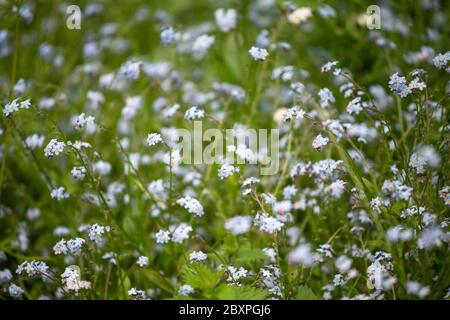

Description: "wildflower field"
0 0 449 301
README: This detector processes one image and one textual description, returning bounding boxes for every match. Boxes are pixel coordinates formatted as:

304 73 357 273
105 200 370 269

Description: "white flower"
370 197 389 213
72 113 95 130
89 224 110 243
170 223 193 243
128 287 147 300
218 164 239 180
386 226 414 243
93 160 112 176
155 229 171 244
254 212 284 234
26 208 40 221
147 179 168 201
54 238 85 255
51 187 69 201
417 226 445 249
317 244 333 259
225 215 252 235
177 196 204 217
25 134 45 149
20 98 31 109
71 166 87 180
189 251 207 262
241 177 260 195
192 34 215 60
44 139 65 159
61 267 91 292
235 144 257 162
433 51 450 72
226 266 248 283
321 61 339 73
311 134 329 151
388 72 411 98
282 106 305 122
162 104 180 118
326 180 346 198
179 284 195 296
248 46 268 61
136 256 149 267
3 98 31 117
160 27 180 46
66 238 85 255
16 260 49 278
87 91 105 109
335 255 353 273
408 77 426 91
409 145 441 174
346 97 364 115
53 239 67 255
287 7 312 25
406 281 430 298
119 60 142 80
146 133 163 146
318 88 335 108
9 284 24 298
184 106 205 121
382 179 413 201
282 185 297 200
215 8 237 32
288 244 315 267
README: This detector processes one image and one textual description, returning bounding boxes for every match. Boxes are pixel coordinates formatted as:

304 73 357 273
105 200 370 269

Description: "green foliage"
295 286 320 300
215 285 269 300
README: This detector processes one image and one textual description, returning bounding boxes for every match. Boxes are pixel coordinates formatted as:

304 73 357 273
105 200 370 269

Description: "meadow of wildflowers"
0 0 449 301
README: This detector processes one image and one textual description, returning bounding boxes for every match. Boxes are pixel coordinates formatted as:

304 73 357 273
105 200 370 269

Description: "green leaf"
215 285 268 300
295 285 320 300
235 246 267 262
142 269 174 294
182 264 223 292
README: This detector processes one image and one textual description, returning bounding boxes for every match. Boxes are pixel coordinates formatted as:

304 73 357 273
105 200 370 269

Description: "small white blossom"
179 284 195 296
136 256 149 267
312 134 329 151
287 7 312 25
89 224 110 243
433 51 450 72
321 61 338 73
146 133 163 146
128 288 147 300
388 72 411 98
177 196 204 217
61 267 91 292
406 281 430 298
218 164 239 180
51 187 69 201
192 34 215 60
160 27 180 46
170 223 193 243
155 230 171 244
225 215 252 235
72 113 95 130
215 8 237 32
119 60 142 80
254 212 284 234
189 251 207 262
71 166 87 180
44 139 65 159
248 46 268 61
318 88 335 108
282 106 305 122
184 106 205 121
9 284 24 298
